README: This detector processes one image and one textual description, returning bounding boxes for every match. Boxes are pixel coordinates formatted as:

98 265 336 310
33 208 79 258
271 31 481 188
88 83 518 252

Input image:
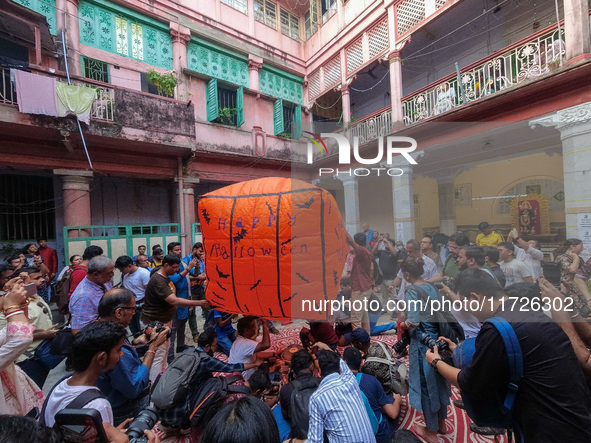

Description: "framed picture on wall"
525 184 541 195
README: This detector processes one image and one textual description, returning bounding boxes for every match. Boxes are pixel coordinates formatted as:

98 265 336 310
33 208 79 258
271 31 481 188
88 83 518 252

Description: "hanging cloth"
13 69 60 117
56 82 96 124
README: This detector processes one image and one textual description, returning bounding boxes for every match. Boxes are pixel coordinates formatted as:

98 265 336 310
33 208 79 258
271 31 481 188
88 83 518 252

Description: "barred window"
304 0 319 40
280 9 300 40
0 174 55 241
82 57 109 83
254 0 277 28
221 0 247 14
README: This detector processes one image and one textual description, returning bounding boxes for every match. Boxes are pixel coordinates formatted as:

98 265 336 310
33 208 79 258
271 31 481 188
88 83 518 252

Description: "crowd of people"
0 222 591 443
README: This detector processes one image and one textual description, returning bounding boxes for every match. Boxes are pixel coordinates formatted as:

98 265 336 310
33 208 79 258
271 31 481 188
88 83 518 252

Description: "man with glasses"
427 232 470 283
97 288 169 425
69 256 115 333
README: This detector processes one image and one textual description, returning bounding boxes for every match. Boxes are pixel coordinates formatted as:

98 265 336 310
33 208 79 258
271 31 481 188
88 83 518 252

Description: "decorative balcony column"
170 24 191 96
248 55 263 92
387 50 404 127
564 0 591 62
341 85 351 128
56 0 81 76
54 169 93 237
531 102 591 239
334 175 361 234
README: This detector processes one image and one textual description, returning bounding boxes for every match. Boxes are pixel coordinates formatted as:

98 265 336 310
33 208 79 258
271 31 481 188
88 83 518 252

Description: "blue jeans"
217 332 236 356
369 311 396 336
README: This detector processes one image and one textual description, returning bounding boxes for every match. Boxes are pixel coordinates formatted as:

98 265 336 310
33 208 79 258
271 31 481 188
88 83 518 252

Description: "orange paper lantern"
198 177 348 320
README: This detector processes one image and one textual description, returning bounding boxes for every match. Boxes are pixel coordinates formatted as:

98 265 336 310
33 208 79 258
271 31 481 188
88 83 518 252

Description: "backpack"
410 284 465 344
40 375 106 427
363 341 409 396
289 376 321 439
355 373 380 434
151 351 203 410
188 374 250 428
453 317 523 430
55 265 86 315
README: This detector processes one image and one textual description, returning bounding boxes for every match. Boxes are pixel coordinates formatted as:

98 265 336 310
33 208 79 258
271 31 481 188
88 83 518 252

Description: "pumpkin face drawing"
198 177 348 320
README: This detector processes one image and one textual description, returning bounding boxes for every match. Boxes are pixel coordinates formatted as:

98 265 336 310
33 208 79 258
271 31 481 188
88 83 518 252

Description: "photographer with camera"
426 268 591 443
140 254 211 382
97 288 169 425
398 257 451 443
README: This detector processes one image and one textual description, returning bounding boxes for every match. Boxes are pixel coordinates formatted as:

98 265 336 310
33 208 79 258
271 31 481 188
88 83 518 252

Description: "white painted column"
564 0 591 62
531 102 591 239
392 164 415 242
336 175 361 234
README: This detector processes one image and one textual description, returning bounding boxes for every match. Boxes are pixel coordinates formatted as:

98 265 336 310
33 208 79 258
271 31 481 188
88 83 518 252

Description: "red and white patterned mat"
157 325 507 442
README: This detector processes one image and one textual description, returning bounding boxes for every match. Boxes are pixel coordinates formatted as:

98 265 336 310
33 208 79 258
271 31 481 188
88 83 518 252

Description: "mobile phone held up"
24 283 36 298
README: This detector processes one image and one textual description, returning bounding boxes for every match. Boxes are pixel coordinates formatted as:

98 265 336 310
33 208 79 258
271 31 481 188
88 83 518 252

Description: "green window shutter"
274 99 284 135
207 78 219 122
236 86 245 127
293 104 302 139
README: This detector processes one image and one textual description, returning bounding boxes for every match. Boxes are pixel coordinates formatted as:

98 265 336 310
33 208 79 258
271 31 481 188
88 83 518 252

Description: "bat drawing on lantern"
333 271 339 286
216 264 230 279
283 293 296 302
201 209 211 225
296 273 310 283
233 228 248 243
217 281 227 291
281 236 296 246
295 196 314 209
250 279 262 290
211 291 224 301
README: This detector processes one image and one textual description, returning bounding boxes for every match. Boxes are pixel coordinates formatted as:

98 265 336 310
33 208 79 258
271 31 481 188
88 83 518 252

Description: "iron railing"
0 67 115 122
349 108 394 145
402 27 565 125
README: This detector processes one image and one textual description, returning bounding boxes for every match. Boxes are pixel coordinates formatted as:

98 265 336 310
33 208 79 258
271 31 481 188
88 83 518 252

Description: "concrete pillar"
335 175 361 234
56 0 81 76
170 24 191 97
388 50 404 127
341 86 351 128
54 169 93 237
564 0 591 62
392 165 415 242
183 178 199 250
531 102 591 240
437 177 456 235
248 55 263 92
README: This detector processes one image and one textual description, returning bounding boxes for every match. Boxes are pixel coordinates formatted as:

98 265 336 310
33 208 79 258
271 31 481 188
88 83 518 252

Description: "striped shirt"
306 359 376 443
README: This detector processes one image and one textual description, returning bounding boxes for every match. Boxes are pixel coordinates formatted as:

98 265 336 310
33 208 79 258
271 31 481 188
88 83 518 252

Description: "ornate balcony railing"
0 67 16 105
402 27 565 125
349 108 393 145
0 67 115 122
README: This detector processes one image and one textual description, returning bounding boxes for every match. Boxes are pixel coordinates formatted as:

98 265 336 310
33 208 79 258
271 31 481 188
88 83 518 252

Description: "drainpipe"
178 157 186 257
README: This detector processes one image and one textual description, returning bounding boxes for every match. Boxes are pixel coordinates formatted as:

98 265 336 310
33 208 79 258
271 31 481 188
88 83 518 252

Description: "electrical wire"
311 94 341 109
349 68 390 93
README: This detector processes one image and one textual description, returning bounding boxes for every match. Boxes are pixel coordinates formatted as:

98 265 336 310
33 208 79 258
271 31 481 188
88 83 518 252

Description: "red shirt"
38 246 58 276
350 246 374 292
310 322 339 346
68 265 88 296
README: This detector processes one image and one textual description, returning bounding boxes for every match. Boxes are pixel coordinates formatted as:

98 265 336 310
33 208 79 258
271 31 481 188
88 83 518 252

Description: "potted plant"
146 69 177 97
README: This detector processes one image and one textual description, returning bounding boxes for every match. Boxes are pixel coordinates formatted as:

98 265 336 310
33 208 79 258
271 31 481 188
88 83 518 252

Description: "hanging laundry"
56 82 96 124
13 69 60 117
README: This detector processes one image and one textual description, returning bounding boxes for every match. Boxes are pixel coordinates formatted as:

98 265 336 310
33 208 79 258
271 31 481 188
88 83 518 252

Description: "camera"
142 321 171 339
434 276 455 294
418 332 453 365
126 407 159 443
392 331 411 356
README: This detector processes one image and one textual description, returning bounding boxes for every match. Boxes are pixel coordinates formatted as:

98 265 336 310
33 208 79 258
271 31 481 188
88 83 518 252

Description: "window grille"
280 9 300 40
0 174 55 241
254 0 277 28
221 0 247 14
82 57 109 83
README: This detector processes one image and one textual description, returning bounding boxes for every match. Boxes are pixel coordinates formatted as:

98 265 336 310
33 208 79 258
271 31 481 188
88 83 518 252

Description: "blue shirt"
214 310 235 337
169 256 191 320
97 341 150 410
307 360 376 443
357 373 397 442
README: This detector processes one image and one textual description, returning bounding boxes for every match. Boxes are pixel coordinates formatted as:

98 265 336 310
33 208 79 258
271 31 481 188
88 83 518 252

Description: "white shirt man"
498 242 533 287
